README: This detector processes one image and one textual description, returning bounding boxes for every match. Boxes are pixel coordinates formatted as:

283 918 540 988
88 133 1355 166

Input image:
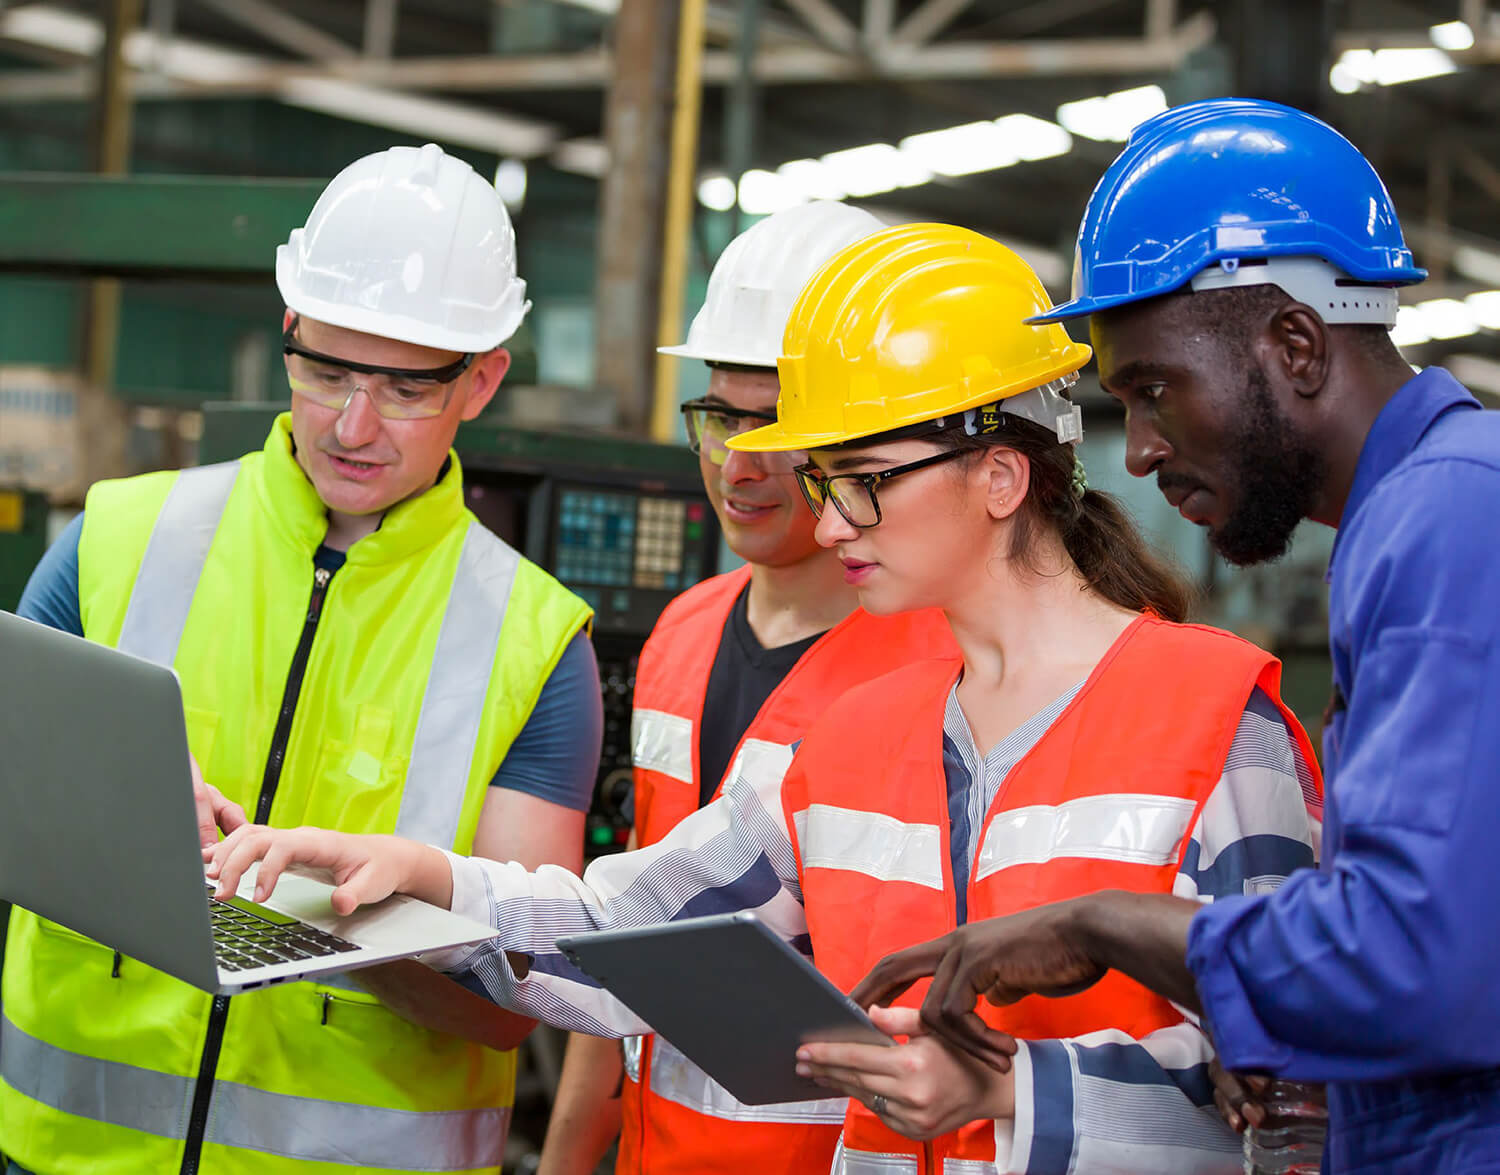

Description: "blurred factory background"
1 1 1495 1160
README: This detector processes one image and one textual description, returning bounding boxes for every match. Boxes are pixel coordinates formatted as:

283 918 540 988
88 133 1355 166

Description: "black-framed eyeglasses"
793 450 966 528
680 397 803 472
282 316 474 420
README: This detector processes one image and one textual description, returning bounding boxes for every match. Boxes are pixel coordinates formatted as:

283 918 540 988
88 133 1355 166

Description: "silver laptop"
0 609 500 994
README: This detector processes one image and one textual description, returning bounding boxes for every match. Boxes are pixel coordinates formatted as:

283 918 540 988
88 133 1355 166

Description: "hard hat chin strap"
1189 255 1399 327
961 374 1084 446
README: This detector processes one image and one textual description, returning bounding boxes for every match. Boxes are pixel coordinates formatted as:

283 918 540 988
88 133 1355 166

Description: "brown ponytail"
935 417 1193 623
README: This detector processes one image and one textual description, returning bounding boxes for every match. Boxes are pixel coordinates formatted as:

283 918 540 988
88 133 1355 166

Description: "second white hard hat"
661 200 885 368
277 143 531 354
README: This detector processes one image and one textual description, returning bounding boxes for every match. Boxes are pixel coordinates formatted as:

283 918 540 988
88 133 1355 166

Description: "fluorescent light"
737 169 805 215
1430 20 1475 51
900 122 1017 177
899 113 1070 178
996 113 1072 161
817 143 931 198
1414 297 1477 339
1374 48 1458 84
696 174 738 211
777 158 847 200
1390 305 1433 348
1465 290 1500 329
494 158 527 212
1329 62 1363 94
1330 48 1457 90
1056 84 1167 142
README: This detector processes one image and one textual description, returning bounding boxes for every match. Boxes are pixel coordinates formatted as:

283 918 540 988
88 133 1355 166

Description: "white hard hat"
277 143 530 354
661 200 885 368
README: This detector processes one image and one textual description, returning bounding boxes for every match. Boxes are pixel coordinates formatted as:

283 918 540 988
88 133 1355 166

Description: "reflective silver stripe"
2 1013 507 1171
944 1161 997 1174
207 1081 508 1171
974 793 1199 882
836 1143 919 1174
727 737 794 798
117 461 240 664
649 1038 847 1125
622 1034 643 1082
631 708 694 783
2 1012 193 1139
396 521 520 845
793 804 944 890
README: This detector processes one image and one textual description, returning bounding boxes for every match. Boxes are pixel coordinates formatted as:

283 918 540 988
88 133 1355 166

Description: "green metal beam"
0 173 326 280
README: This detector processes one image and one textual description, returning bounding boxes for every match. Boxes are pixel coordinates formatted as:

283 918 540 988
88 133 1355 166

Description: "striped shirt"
440 688 1318 1175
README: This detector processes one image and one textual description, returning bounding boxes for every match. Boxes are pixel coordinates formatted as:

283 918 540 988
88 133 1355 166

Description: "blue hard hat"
1032 97 1426 323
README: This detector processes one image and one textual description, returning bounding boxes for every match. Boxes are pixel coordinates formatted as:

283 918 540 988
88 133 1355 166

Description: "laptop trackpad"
237 863 495 956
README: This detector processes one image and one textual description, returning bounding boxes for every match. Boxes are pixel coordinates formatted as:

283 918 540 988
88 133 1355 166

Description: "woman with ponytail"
207 227 1322 1175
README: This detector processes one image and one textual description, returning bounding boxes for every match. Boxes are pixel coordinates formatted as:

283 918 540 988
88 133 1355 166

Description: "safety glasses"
680 398 805 473
282 317 474 421
792 450 966 528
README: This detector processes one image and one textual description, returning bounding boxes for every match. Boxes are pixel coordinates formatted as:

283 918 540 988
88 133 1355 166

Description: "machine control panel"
550 484 714 634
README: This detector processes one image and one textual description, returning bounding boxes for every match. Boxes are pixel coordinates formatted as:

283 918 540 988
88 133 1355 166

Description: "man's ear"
459 347 511 421
983 446 1030 521
1270 305 1331 401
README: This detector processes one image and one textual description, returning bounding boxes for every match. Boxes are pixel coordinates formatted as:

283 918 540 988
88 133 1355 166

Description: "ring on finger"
871 1094 888 1117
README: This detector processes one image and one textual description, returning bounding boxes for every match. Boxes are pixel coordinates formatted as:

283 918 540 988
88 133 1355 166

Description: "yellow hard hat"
729 223 1091 452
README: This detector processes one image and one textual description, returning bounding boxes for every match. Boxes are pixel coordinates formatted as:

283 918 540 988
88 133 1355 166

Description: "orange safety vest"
785 615 1322 1174
621 565 958 1175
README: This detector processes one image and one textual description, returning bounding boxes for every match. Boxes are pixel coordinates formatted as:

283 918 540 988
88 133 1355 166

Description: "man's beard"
1209 366 1325 566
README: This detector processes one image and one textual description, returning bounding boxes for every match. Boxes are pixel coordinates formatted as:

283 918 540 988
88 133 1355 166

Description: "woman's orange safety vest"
784 615 1321 1174
621 565 957 1175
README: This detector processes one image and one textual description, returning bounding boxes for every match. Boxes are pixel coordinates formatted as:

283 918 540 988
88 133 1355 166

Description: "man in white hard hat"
536 202 956 1175
4 143 600 1175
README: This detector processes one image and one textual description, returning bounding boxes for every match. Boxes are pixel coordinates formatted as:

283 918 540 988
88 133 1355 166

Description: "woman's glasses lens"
829 481 878 527
794 468 827 516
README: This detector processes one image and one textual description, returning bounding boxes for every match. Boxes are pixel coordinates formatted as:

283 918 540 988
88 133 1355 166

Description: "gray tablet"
555 910 891 1105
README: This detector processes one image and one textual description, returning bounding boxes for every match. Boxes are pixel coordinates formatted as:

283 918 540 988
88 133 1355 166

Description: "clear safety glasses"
282 317 474 421
680 398 805 474
792 450 966 528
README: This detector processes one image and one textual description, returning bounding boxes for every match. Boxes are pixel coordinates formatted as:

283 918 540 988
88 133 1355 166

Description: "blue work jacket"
1186 367 1500 1173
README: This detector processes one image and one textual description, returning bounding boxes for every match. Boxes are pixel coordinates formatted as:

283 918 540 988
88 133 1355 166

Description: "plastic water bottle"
1243 1081 1327 1175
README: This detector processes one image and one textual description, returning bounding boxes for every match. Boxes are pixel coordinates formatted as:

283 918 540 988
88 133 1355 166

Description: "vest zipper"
254 564 336 824
179 563 336 1174
179 994 230 1175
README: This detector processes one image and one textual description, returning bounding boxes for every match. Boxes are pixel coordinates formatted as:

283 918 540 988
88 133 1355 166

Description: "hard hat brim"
656 342 777 368
728 420 814 453
729 344 1091 453
1027 293 1136 323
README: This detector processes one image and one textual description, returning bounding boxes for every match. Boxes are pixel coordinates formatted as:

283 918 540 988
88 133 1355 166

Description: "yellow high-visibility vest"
1 415 591 1174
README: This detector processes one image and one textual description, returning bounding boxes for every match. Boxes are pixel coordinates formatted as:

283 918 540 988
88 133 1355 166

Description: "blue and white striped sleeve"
997 690 1318 1175
433 739 808 1037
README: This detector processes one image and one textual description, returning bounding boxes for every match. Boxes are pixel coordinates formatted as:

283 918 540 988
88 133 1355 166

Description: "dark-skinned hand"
1210 1057 1270 1133
850 900 1106 1072
1209 1059 1326 1136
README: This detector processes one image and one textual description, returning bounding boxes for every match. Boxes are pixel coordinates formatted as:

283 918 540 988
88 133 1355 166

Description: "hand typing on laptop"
206 824 455 913
190 752 247 849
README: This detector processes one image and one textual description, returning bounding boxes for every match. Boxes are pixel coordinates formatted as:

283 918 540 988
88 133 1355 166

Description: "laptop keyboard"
207 885 361 972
